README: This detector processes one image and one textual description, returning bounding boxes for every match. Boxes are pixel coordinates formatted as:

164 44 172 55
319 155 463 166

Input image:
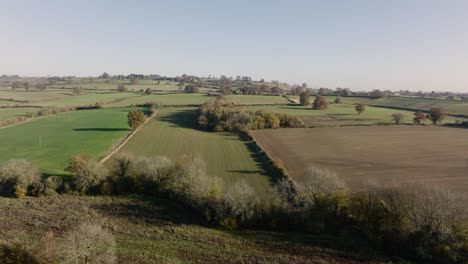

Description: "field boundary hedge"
239 131 294 184
368 104 468 118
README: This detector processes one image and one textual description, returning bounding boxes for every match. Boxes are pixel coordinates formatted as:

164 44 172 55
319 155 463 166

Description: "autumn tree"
391 113 404 125
428 108 447 125
23 82 31 91
127 110 146 130
355 103 365 115
413 111 426 125
35 83 47 91
219 78 233 95
11 81 21 91
117 84 127 92
299 91 310 106
184 84 200 93
72 87 82 96
100 72 110 79
312 96 329 110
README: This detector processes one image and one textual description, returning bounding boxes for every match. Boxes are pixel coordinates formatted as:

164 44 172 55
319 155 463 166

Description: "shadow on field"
92 195 201 226
275 106 310 111
72 128 130 132
228 169 263 174
159 108 203 130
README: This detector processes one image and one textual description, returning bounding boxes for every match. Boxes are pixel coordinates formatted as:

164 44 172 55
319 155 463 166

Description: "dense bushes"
198 97 304 132
0 159 41 198
0 242 40 264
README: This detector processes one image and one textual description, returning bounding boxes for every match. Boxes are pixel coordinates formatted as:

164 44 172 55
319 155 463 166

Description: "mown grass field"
252 126 468 193
0 108 137 175
110 107 272 194
0 195 390 264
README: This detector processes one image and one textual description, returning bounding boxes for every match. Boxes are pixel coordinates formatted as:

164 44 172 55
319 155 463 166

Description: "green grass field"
35 92 140 107
106 93 211 107
226 95 290 105
110 107 272 194
362 96 468 116
0 107 40 122
0 108 138 174
0 90 72 103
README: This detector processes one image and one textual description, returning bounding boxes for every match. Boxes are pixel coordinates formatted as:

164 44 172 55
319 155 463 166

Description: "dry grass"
0 195 395 263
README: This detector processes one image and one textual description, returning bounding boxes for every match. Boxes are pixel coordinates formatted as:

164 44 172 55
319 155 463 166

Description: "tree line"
197 97 304 132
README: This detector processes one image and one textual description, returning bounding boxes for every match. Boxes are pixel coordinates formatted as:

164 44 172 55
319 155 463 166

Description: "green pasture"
0 108 138 174
111 107 272 194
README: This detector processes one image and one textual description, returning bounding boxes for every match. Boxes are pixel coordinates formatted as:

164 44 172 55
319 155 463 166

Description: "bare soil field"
252 126 468 193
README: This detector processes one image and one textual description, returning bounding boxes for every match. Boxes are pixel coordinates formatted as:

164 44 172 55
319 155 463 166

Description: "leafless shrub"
59 223 116 264
0 159 40 197
298 166 346 206
134 155 173 182
72 159 107 193
403 184 467 239
223 180 258 223
0 159 40 186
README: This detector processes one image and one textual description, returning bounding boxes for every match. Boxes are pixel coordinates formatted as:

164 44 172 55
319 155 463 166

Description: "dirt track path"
99 110 158 164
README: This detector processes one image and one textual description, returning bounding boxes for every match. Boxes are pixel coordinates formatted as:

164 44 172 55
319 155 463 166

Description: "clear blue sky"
1 0 467 92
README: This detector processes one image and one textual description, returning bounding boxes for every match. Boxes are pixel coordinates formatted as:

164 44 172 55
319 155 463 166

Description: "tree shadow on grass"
72 128 130 132
91 195 201 226
229 229 384 263
158 108 203 130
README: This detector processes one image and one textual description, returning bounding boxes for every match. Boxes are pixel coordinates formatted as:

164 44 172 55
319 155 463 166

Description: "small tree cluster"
391 113 405 125
184 84 200 93
413 111 426 125
312 96 329 110
127 110 146 130
299 92 310 106
198 98 303 132
117 84 127 92
428 108 447 125
355 103 365 115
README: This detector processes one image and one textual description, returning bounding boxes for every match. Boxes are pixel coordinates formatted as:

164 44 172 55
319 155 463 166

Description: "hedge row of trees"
197 97 304 132
1 155 466 263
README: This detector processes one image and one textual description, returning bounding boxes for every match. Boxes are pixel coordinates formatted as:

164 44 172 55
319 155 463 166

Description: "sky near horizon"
0 0 467 92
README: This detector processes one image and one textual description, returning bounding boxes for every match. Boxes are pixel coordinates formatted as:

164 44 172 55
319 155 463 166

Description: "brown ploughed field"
252 126 468 193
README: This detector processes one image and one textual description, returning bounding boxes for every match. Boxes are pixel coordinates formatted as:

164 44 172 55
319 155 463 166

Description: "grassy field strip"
100 110 158 164
109 107 273 195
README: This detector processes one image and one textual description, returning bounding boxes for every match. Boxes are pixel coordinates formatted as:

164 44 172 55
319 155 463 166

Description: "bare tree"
60 223 116 264
413 111 426 125
223 180 258 223
355 103 365 115
391 113 404 125
428 108 447 125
